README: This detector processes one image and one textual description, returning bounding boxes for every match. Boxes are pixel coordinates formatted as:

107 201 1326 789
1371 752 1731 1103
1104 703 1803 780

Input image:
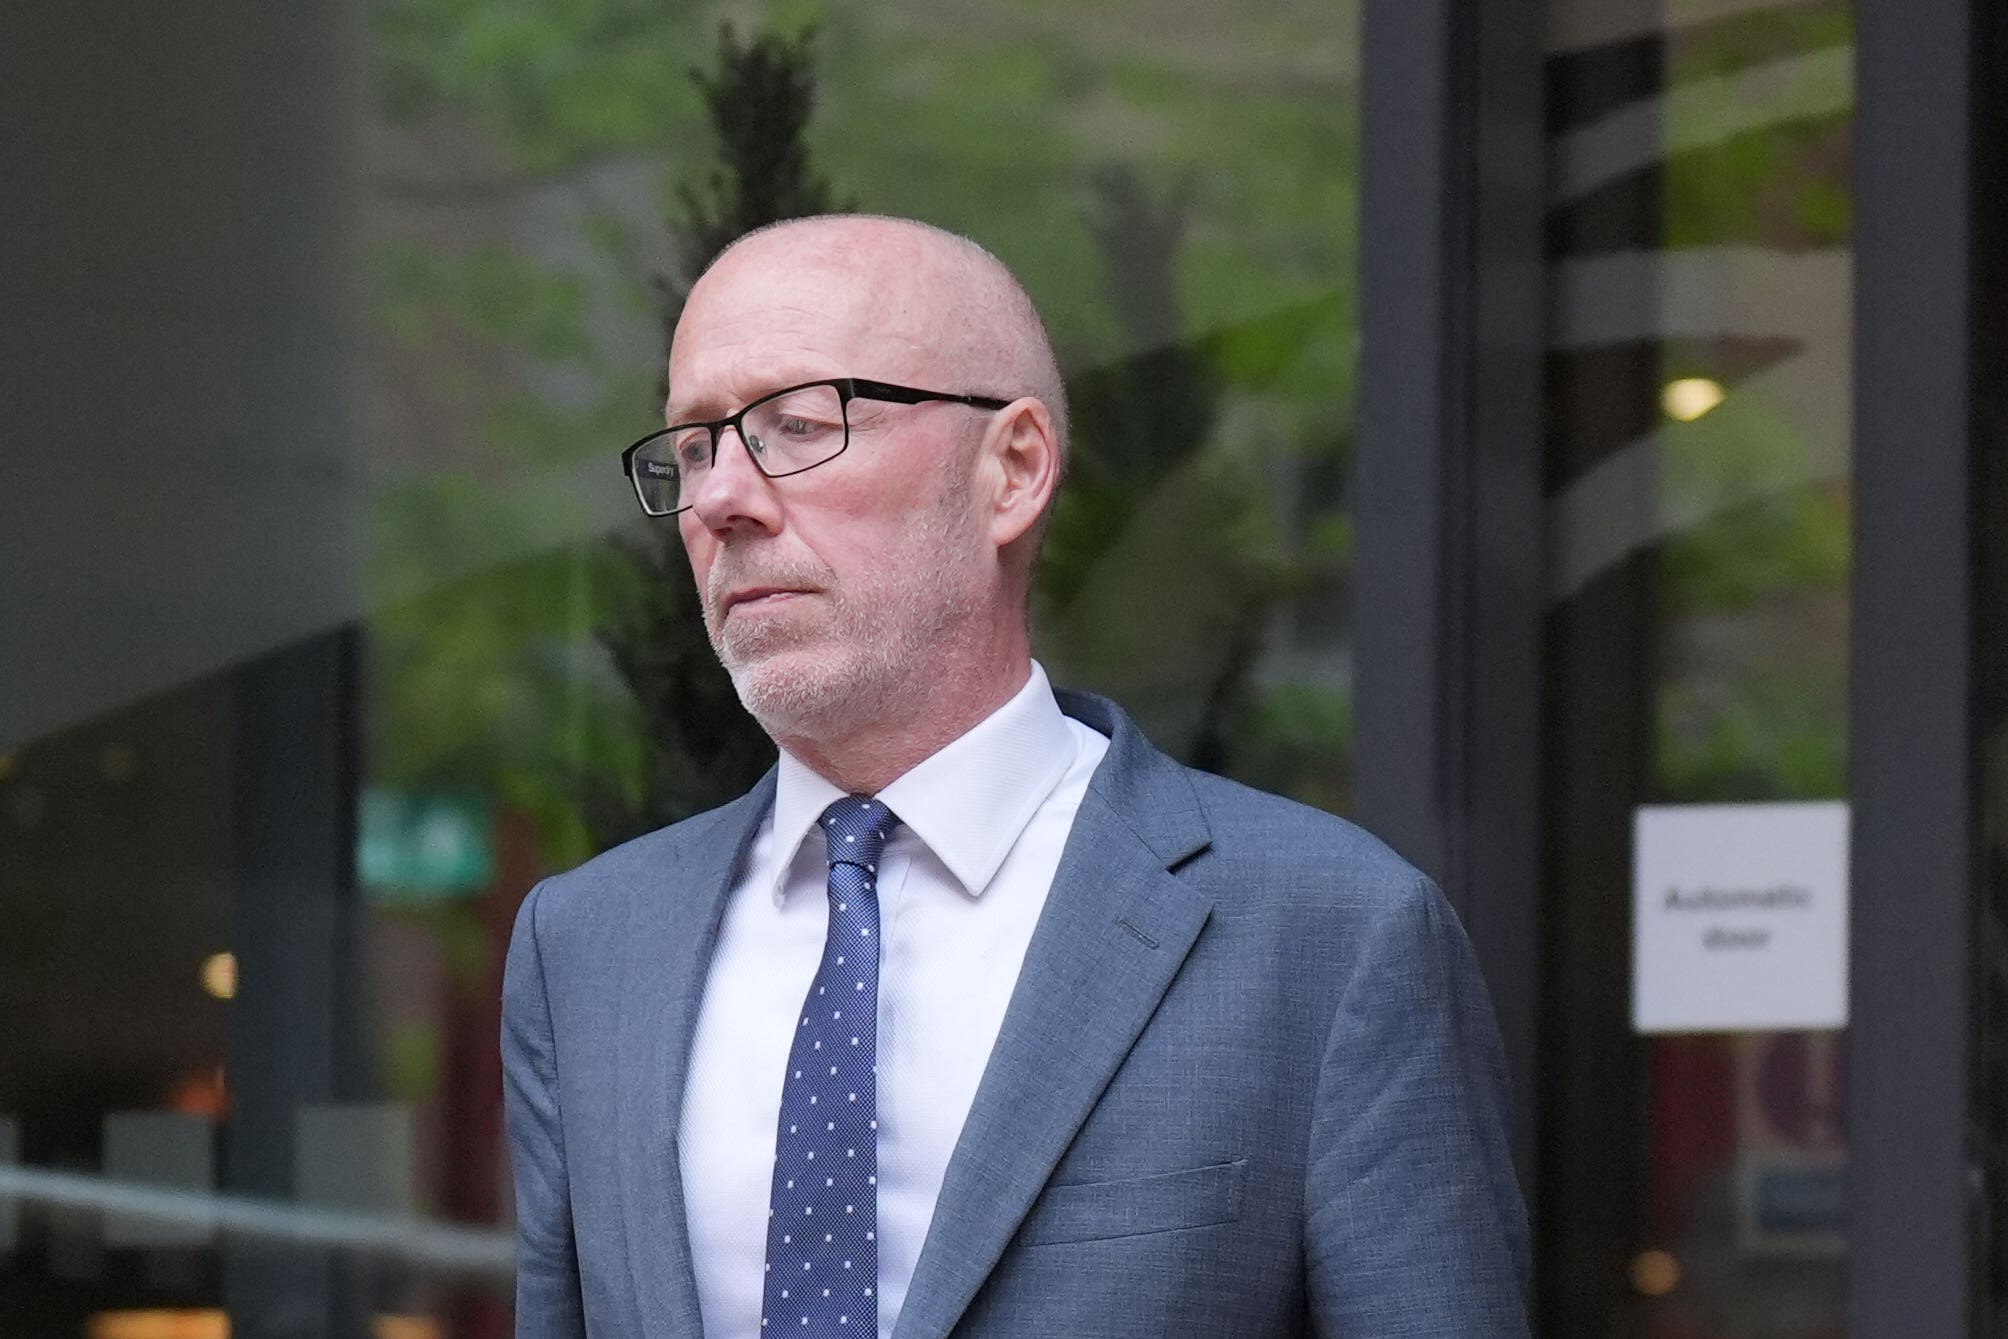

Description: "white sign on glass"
1633 801 1850 1034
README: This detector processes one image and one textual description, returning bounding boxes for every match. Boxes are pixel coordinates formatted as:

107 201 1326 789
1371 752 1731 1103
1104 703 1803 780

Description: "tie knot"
821 795 900 867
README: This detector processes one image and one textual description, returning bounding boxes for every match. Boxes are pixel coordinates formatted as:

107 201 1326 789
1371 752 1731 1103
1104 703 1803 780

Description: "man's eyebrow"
663 394 720 426
664 385 752 424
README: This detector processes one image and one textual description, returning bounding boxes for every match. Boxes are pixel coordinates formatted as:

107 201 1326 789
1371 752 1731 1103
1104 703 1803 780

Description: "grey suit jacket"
503 691 1530 1338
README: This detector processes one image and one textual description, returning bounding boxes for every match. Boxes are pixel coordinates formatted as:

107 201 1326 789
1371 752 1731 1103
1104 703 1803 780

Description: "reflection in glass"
5 2 1360 1334
1541 1 1853 1334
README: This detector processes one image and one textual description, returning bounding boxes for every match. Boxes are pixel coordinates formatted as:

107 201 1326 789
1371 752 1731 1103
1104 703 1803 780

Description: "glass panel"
744 384 848 476
2 2 1359 1332
1540 0 1854 1334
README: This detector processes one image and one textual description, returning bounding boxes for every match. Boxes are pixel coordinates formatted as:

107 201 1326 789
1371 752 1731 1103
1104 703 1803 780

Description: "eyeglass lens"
632 383 850 515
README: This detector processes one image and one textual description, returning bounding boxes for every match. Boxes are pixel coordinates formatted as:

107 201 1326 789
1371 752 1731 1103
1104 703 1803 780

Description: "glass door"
1538 1 1854 1333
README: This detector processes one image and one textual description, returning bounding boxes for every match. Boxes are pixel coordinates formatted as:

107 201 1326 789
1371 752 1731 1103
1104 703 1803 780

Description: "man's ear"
984 397 1061 550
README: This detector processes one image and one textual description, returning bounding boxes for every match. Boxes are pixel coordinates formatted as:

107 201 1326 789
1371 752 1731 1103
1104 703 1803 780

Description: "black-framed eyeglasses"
620 377 1011 517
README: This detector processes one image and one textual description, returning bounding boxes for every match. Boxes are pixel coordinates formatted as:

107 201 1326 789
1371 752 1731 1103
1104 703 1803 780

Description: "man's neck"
774 658 1035 796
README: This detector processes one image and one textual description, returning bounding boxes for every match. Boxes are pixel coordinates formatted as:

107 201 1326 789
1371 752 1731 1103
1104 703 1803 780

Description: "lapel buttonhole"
1116 917 1160 950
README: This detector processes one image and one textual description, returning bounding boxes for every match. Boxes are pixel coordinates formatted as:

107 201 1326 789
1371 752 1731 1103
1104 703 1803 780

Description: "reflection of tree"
1041 163 1350 797
1047 164 1274 773
1041 164 1214 612
661 26 842 317
1073 167 1217 482
370 1 1363 858
589 27 842 851
1542 6 1854 808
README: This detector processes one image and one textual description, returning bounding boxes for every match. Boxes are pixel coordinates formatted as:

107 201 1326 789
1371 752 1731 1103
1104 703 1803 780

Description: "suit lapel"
615 774 775 1338
893 697 1213 1339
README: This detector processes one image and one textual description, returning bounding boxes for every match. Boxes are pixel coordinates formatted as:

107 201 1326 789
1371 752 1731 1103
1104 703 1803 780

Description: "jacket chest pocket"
1015 1158 1248 1246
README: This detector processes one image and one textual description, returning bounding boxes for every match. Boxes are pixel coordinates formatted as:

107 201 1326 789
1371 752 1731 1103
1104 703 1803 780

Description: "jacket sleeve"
1303 874 1531 1337
503 881 587 1339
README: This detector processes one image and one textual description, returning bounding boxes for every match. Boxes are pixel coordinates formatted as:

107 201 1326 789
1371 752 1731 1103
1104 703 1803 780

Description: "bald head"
684 215 1069 463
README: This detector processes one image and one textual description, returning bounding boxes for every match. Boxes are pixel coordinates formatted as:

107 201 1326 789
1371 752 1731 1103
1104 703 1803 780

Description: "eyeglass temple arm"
845 378 1011 411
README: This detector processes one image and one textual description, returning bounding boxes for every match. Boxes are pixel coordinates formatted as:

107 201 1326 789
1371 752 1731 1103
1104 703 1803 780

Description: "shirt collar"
767 661 1078 903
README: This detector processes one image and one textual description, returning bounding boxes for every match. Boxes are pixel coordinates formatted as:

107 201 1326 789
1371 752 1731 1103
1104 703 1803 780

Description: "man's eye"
775 415 823 438
675 436 710 467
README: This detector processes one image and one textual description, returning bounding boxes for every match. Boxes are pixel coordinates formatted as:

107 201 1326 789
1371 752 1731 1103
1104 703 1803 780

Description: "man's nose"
685 424 781 533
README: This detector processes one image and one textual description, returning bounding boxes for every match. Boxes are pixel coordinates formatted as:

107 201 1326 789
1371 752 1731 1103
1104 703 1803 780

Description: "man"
503 214 1529 1338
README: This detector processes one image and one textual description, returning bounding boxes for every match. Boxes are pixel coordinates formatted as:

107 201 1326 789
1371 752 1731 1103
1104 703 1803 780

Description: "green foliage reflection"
365 2 1361 882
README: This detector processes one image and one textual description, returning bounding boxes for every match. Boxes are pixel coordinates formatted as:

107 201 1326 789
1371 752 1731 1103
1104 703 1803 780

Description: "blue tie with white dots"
762 795 899 1336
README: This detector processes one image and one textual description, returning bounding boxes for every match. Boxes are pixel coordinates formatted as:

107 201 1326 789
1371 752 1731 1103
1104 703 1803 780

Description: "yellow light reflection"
1662 377 1726 423
86 1313 440 1339
374 1318 444 1339
1629 1247 1681 1297
201 951 238 1001
87 1311 227 1339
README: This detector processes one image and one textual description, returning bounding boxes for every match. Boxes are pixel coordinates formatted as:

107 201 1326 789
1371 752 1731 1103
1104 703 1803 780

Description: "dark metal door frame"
1848 0 2001 1331
1354 0 1547 1187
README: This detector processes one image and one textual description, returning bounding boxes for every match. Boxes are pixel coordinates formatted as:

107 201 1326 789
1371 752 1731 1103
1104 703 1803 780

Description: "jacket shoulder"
1185 767 1421 883
1171 768 1490 1047
1062 687 1423 909
1174 766 1443 934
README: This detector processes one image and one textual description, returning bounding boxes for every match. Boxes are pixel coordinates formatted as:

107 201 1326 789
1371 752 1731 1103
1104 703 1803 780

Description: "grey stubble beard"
701 467 990 749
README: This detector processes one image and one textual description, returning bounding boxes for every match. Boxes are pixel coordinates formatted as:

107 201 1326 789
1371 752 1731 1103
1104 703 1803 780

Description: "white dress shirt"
678 662 1110 1339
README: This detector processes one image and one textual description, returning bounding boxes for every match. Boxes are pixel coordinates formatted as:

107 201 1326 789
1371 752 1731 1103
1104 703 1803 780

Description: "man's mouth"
723 586 814 616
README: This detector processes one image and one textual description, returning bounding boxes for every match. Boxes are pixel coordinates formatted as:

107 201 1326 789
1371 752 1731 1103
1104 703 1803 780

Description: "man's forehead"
668 245 940 409
705 224 937 305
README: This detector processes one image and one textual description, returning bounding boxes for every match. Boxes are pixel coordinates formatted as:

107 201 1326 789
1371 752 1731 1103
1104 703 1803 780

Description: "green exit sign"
358 788 495 902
